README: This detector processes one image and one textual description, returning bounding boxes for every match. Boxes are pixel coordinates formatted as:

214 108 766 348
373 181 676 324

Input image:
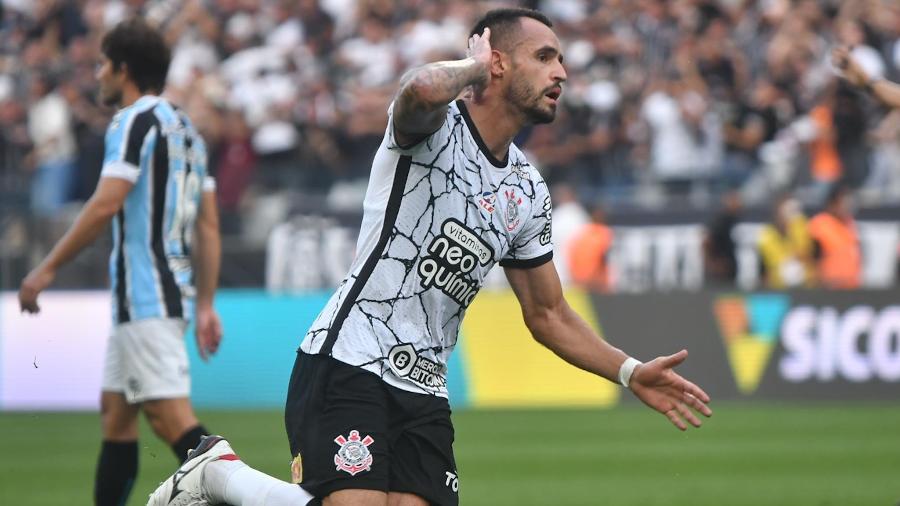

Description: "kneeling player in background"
149 8 711 506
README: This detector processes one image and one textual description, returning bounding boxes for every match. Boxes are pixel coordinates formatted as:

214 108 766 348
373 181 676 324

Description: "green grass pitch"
1 403 897 505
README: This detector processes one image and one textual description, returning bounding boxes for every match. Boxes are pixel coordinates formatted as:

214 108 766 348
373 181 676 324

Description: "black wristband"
864 78 880 93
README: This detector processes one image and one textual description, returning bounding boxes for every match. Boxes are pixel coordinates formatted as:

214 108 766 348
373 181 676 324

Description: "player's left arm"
18 177 133 313
192 187 223 361
504 262 713 430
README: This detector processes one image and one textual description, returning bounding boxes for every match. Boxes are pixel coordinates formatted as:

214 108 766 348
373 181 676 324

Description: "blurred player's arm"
833 47 900 109
18 177 133 313
866 78 900 108
192 188 223 360
392 28 492 146
505 262 712 430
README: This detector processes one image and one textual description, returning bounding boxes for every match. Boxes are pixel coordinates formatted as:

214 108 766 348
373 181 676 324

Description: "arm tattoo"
394 58 488 137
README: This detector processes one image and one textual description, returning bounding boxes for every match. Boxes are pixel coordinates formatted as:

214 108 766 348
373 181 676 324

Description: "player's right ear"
490 50 506 78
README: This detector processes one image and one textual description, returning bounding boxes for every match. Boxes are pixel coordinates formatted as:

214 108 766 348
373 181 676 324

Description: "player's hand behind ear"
467 27 493 93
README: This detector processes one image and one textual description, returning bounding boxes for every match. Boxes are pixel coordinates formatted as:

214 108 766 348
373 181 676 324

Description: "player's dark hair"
101 18 171 93
469 8 553 52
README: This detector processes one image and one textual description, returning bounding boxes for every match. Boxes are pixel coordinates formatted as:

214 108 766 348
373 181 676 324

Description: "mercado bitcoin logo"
714 294 790 394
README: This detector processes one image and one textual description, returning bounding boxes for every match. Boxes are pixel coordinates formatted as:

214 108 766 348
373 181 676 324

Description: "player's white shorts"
101 317 190 404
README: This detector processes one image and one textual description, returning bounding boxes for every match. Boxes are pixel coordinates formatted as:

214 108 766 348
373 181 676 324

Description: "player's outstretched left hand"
629 349 712 431
19 267 56 314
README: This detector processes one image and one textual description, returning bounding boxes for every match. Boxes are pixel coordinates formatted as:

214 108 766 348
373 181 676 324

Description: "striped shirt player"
20 19 226 506
300 100 553 395
102 95 214 326
96 95 216 405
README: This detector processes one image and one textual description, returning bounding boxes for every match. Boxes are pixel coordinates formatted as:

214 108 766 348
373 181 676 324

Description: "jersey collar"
456 99 509 169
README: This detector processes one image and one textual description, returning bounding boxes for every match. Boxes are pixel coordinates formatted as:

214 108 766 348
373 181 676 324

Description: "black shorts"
285 352 459 505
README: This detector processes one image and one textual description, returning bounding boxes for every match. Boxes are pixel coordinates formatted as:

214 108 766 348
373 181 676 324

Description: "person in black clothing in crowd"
704 189 742 286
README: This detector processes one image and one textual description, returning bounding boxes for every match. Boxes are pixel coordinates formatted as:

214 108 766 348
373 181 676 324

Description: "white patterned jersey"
300 100 553 397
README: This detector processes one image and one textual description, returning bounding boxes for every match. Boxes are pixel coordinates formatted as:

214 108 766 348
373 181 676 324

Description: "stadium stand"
1 0 899 290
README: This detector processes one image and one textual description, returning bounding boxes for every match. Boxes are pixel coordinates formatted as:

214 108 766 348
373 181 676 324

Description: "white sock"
204 459 315 506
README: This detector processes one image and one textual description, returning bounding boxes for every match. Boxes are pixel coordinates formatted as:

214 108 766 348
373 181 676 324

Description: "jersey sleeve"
500 177 554 269
100 109 157 183
385 101 453 156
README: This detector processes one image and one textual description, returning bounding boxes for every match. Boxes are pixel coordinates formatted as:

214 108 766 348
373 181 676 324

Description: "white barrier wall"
266 218 899 292
0 291 110 410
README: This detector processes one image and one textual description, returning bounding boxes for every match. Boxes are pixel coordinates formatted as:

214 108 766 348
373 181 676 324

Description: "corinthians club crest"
504 190 522 231
334 430 374 476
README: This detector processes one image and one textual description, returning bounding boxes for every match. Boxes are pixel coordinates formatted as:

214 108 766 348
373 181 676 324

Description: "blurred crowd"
3 1 900 220
527 0 900 210
1 0 899 289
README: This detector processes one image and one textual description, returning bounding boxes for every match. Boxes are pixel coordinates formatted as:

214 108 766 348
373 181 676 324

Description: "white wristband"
618 357 642 388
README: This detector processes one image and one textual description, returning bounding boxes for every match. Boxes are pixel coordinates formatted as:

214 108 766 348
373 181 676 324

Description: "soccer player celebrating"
18 18 223 506
150 8 711 506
